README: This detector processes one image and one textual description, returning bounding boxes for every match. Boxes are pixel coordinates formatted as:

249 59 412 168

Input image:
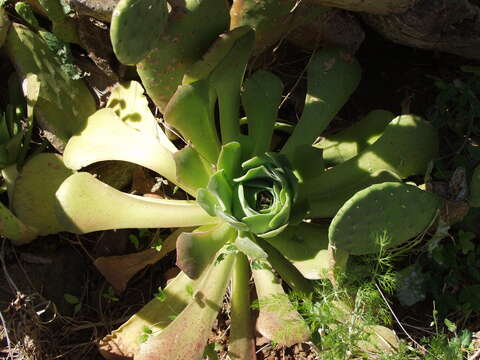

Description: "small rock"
68 0 119 22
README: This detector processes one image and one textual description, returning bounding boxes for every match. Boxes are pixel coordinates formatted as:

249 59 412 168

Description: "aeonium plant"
197 148 303 239
52 28 441 360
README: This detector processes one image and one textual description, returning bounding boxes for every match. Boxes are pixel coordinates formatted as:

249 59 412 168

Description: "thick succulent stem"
228 253 256 360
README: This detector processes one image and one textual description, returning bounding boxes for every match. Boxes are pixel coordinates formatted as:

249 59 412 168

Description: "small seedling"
154 287 167 302
64 293 82 314
137 325 153 344
151 237 163 252
102 286 119 302
129 234 140 250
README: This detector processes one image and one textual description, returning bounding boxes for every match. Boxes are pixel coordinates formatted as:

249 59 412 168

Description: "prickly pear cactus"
5 23 96 149
36 0 79 43
15 2 41 30
110 0 168 65
133 0 229 111
329 182 442 255
230 0 328 52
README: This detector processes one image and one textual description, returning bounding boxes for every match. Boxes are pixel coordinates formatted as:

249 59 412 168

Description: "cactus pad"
137 0 229 111
5 24 96 149
329 182 442 255
110 0 167 65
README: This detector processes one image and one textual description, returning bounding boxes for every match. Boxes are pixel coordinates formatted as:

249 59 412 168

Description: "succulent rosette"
198 144 301 238
20 17 440 360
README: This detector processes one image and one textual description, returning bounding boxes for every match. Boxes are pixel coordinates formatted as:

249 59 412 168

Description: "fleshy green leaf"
13 153 74 236
309 169 401 218
55 172 217 234
63 108 188 193
174 146 213 194
230 0 328 52
217 142 242 181
106 81 177 153
256 238 314 294
196 188 222 217
305 115 439 218
315 109 394 165
164 80 220 164
253 261 310 346
289 144 324 180
176 223 235 279
242 70 283 156
265 222 348 280
209 28 254 144
329 182 442 255
137 253 234 360
99 271 205 358
183 27 254 145
208 170 234 213
282 48 361 159
201 152 299 238
0 201 37 245
184 26 252 84
137 0 229 112
5 24 96 147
